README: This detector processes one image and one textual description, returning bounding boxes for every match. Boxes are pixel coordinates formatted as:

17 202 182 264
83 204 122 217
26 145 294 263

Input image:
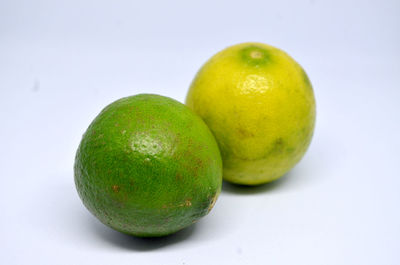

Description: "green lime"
74 94 222 237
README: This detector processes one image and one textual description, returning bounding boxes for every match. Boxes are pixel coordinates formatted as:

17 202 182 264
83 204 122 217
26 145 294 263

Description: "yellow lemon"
185 42 316 185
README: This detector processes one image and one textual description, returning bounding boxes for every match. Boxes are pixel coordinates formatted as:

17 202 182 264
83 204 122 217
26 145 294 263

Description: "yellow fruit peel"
186 42 316 185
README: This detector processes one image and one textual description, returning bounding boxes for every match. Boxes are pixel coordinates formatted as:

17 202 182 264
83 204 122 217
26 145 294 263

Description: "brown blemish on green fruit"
182 198 192 207
176 173 183 181
162 198 192 209
112 185 120 193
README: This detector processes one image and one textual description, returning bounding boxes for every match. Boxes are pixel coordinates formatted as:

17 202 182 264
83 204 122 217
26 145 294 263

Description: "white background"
1 0 399 264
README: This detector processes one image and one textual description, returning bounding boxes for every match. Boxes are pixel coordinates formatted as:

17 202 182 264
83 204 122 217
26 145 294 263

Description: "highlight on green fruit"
74 94 223 237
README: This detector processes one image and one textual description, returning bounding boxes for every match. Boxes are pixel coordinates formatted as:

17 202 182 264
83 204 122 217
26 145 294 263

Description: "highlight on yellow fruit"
185 42 316 185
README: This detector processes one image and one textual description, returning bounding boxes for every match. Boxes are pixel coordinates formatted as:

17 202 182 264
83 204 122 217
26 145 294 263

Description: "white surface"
1 0 399 264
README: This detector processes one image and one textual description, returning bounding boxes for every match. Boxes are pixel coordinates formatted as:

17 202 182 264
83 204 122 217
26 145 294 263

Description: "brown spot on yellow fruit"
237 127 254 138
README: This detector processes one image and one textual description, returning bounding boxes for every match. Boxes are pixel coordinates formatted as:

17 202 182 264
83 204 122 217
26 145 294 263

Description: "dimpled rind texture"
186 42 316 185
74 94 222 237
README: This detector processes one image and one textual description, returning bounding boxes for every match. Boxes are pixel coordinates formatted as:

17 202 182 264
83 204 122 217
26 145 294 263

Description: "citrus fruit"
186 42 316 185
74 94 222 237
